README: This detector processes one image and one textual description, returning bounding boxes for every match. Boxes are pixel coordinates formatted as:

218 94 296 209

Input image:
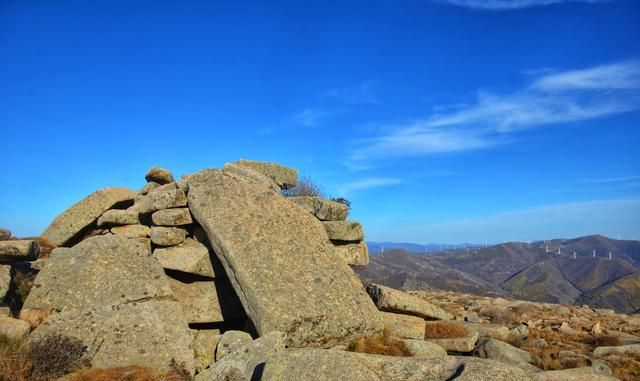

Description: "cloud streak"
349 59 640 166
291 108 331 127
336 177 403 196
432 0 611 10
326 82 379 104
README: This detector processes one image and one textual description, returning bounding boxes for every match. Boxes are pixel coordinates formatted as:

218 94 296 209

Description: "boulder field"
0 159 631 380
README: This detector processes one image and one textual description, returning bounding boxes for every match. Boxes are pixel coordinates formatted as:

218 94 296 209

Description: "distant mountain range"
366 242 480 254
358 235 640 313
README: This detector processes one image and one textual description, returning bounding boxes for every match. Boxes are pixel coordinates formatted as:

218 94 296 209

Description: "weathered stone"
367 283 453 320
454 357 535 381
235 159 298 189
151 208 193 226
0 315 31 340
133 189 187 214
334 241 369 266
474 338 540 373
215 330 253 361
21 235 172 325
508 324 530 342
193 329 221 373
593 343 640 357
402 339 448 357
97 209 139 227
188 169 383 348
0 305 10 317
145 166 175 185
558 322 579 335
591 321 603 335
464 322 510 341
0 264 10 301
0 240 39 261
287 196 349 221
153 238 216 277
323 221 364 241
166 277 244 324
0 228 11 240
41 187 135 246
150 226 187 246
29 300 194 375
427 331 479 353
222 163 280 192
531 367 619 381
205 331 286 381
381 311 425 339
110 224 150 238
139 181 161 195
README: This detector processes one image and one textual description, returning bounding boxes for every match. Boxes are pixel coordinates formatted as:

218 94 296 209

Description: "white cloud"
349 59 640 166
291 108 331 127
337 177 403 196
580 175 640 184
326 82 379 104
432 0 610 10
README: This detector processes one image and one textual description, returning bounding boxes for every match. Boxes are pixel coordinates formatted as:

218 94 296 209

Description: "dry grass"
63 363 191 381
424 321 468 339
281 176 324 197
349 327 412 356
600 354 640 381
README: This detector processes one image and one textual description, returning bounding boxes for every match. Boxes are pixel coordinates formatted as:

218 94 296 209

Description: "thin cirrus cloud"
579 175 640 184
348 59 640 166
325 82 379 104
431 0 611 10
291 108 332 127
336 177 403 196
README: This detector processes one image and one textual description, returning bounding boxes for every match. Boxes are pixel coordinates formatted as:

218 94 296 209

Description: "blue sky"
1 0 639 243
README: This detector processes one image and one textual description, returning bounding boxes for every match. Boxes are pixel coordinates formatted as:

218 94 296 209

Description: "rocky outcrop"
427 330 480 353
288 196 349 221
474 338 540 372
0 240 39 261
187 168 383 348
381 311 426 339
367 283 453 320
235 159 298 189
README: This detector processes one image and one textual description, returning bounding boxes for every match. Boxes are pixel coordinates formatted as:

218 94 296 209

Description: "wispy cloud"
580 175 640 184
291 108 332 127
326 82 379 104
432 0 611 10
349 59 640 166
336 177 403 196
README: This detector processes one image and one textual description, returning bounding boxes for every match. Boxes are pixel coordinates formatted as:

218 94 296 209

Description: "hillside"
358 236 640 313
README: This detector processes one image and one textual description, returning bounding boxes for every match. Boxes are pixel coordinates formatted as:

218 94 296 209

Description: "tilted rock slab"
41 187 135 246
153 238 217 277
187 168 383 348
0 240 39 261
235 159 298 189
367 283 453 320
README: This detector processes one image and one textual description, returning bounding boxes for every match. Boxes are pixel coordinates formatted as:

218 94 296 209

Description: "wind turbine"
381 243 384 254
557 247 561 255
609 251 612 260
573 251 576 260
593 249 596 258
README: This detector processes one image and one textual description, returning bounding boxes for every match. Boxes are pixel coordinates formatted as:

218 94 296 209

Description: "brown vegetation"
424 321 468 339
63 362 191 381
600 354 640 381
281 176 324 197
349 327 411 356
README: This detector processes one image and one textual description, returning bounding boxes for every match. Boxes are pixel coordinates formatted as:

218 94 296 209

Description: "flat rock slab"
287 196 349 221
381 311 426 339
367 284 453 321
41 187 135 246
22 235 173 322
188 169 383 348
593 343 640 357
402 339 448 358
464 322 510 341
152 208 193 226
0 240 39 261
474 338 540 373
29 300 194 375
153 238 217 277
150 226 187 246
532 367 619 381
133 189 187 214
322 221 364 241
334 241 369 266
111 224 150 238
97 209 139 227
235 159 298 189
427 331 480 353
166 277 245 323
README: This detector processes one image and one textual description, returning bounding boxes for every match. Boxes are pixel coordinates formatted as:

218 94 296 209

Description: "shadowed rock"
0 240 39 261
153 238 217 277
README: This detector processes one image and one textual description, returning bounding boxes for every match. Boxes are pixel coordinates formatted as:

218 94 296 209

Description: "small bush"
281 176 324 198
349 327 411 356
331 197 351 208
28 333 90 381
424 321 468 339
0 334 31 381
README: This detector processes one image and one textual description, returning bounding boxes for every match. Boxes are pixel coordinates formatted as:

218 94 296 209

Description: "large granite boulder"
334 242 369 266
367 284 453 320
381 311 425 339
235 159 298 189
29 300 194 375
531 367 620 381
323 221 364 241
187 168 383 348
153 238 217 277
287 196 349 221
41 187 135 246
474 338 540 372
0 240 39 261
21 235 173 325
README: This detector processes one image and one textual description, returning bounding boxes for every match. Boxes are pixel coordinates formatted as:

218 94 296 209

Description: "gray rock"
427 331 480 353
215 330 253 361
474 338 540 372
508 324 530 342
531 367 619 381
166 277 244 324
133 189 187 214
0 315 31 340
145 166 175 184
41 187 135 246
454 357 535 381
0 228 11 240
21 235 172 326
153 238 217 277
110 224 150 238
0 264 10 302
235 159 298 189
464 322 510 341
402 339 448 357
222 163 280 192
150 226 187 246
367 283 453 320
151 207 193 226
193 329 221 372
0 240 39 261
97 209 139 227
188 168 383 348
381 311 425 339
322 221 364 241
29 300 194 375
593 343 640 357
287 196 349 221
334 241 369 266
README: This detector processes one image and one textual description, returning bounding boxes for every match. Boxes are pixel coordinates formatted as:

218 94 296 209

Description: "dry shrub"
31 237 57 258
584 335 620 348
601 354 640 381
63 364 191 381
28 333 90 381
0 334 31 381
349 327 411 356
424 321 468 339
281 176 323 197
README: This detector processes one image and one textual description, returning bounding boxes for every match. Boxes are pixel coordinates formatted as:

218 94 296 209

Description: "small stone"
427 331 479 353
97 209 139 227
593 344 640 357
0 315 31 340
145 166 175 185
287 196 349 221
133 189 187 214
0 240 39 261
334 241 369 266
367 284 453 320
0 228 11 240
215 330 253 361
150 226 187 246
153 238 216 277
322 221 364 241
381 311 426 339
151 208 193 226
591 321 603 335
474 338 539 373
402 339 448 358
111 224 151 238
193 329 221 372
